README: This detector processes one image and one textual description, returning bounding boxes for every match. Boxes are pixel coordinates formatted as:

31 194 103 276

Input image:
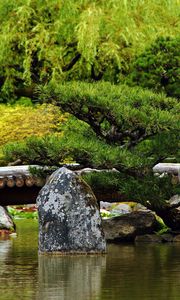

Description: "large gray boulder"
0 206 15 232
102 211 158 242
37 167 106 254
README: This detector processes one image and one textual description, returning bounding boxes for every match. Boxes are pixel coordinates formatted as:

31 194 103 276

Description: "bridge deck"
0 165 45 205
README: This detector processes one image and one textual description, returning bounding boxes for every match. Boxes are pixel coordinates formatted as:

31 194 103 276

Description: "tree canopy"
39 81 179 150
0 0 179 102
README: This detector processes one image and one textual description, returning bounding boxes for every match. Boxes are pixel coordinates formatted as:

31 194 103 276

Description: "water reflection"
1 220 180 300
0 239 12 278
0 239 12 258
100 244 180 300
37 255 106 300
0 220 38 300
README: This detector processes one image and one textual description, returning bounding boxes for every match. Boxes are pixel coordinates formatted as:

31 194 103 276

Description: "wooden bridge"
0 164 179 206
0 166 46 206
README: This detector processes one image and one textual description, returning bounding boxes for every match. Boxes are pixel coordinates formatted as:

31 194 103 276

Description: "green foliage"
40 81 179 163
3 81 179 166
7 206 38 219
155 215 170 234
83 171 121 194
83 171 180 208
2 134 66 166
100 210 120 219
2 82 179 207
2 120 136 169
0 0 179 101
0 103 66 147
127 36 180 98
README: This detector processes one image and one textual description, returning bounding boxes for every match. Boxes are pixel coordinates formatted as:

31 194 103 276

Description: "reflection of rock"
102 211 158 242
0 240 13 276
0 240 12 258
0 206 15 232
37 255 106 300
135 234 162 243
37 167 106 254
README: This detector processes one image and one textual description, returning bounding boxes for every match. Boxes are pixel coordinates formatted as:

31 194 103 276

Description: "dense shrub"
82 171 180 208
126 37 180 98
0 103 67 147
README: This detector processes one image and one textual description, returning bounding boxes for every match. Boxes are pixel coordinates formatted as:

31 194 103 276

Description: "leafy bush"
83 171 180 209
0 103 67 147
2 134 68 166
126 36 180 98
2 118 135 168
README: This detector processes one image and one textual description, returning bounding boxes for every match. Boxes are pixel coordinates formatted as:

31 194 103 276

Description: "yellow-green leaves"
0 0 179 101
76 5 102 65
0 104 66 147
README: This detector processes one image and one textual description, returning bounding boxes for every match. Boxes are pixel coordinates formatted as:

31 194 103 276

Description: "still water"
1 220 180 300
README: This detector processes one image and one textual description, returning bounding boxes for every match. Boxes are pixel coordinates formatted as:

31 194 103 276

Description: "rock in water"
37 167 106 254
102 211 158 242
0 206 15 232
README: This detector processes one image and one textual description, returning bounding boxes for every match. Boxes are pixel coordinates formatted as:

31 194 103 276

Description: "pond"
1 219 180 300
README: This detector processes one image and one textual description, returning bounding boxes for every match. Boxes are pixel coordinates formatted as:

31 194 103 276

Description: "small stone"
0 206 15 232
111 203 132 215
133 203 149 211
100 202 132 215
100 201 113 210
168 195 180 208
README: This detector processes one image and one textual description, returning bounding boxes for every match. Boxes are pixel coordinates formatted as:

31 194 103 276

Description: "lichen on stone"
37 167 106 254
